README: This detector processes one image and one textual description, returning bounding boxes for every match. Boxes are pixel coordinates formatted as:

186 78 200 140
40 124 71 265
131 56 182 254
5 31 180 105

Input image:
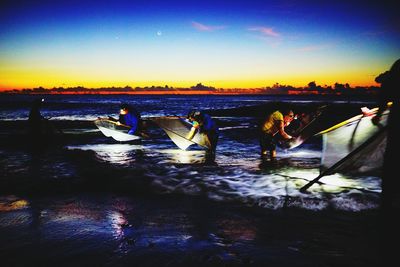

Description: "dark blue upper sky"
1 0 399 89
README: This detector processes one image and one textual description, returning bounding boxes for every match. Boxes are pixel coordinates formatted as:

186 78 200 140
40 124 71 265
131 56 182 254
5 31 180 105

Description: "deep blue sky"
1 0 399 89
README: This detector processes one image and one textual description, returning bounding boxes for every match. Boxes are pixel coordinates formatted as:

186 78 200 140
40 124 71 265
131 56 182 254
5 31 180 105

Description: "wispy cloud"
295 44 331 52
248 26 280 37
191 21 226 31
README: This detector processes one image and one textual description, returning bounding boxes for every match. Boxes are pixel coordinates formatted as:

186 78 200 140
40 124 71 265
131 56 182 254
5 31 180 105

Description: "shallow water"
65 124 381 211
0 117 381 211
0 94 383 266
0 193 381 267
0 94 377 121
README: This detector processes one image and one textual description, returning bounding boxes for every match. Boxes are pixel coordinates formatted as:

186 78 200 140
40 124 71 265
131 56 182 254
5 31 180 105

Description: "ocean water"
0 93 377 121
0 94 381 211
0 94 384 266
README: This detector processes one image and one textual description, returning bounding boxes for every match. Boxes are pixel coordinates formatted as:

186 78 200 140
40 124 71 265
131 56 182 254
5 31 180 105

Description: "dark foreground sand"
0 193 383 267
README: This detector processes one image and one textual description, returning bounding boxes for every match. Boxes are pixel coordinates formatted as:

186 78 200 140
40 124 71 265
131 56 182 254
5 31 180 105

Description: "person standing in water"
259 108 295 161
117 104 141 135
28 98 46 136
186 110 219 161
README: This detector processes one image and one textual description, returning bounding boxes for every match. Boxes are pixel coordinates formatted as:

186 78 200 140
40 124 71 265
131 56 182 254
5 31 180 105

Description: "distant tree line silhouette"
1 81 379 95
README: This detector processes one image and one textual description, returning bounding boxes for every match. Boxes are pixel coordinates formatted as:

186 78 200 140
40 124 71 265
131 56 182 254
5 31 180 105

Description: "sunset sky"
1 0 399 90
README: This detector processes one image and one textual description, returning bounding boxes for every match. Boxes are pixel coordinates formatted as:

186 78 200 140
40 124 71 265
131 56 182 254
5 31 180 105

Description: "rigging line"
153 118 208 148
276 173 379 194
300 126 387 192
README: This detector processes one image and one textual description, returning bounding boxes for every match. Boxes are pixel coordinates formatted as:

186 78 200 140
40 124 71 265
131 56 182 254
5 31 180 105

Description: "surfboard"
151 116 208 150
94 118 141 142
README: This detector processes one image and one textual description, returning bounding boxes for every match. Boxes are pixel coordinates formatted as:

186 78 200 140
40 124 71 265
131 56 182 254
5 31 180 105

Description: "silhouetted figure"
28 98 45 136
373 58 400 265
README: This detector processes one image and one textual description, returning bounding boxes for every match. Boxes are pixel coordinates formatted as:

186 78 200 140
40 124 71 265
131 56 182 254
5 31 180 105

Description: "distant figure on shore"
117 104 141 135
186 110 219 161
372 58 400 265
28 98 46 136
260 108 295 161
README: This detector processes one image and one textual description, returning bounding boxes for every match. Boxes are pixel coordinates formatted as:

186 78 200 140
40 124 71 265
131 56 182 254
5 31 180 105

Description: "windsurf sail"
94 118 141 142
300 106 389 192
151 116 208 150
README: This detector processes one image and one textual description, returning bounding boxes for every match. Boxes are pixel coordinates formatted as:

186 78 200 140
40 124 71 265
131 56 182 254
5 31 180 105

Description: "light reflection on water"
0 197 29 212
66 144 144 165
0 193 381 266
107 210 128 240
0 195 263 257
217 218 257 242
63 139 382 211
157 149 206 164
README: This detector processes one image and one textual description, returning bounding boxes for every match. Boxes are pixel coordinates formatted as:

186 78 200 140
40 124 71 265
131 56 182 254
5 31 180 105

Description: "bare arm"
278 121 292 139
186 127 196 140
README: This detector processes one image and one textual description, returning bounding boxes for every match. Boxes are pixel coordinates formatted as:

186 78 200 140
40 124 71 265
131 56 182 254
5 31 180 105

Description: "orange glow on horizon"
0 78 379 93
0 90 246 95
0 59 384 92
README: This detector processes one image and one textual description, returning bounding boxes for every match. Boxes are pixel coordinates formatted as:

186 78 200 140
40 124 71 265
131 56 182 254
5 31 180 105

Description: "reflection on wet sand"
217 218 257 242
157 149 206 164
67 144 145 165
0 193 382 266
0 196 29 212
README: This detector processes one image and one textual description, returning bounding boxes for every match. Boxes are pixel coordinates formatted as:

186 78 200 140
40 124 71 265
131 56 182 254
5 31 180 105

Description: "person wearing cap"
260 108 295 161
117 104 141 135
186 110 219 159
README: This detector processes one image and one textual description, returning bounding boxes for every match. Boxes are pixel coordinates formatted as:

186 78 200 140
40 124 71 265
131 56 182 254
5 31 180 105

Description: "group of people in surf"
111 104 220 160
27 97 308 162
28 58 399 165
29 97 300 162
107 102 298 162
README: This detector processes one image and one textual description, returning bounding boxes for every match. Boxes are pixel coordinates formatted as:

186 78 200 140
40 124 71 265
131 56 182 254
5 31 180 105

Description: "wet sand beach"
0 193 381 267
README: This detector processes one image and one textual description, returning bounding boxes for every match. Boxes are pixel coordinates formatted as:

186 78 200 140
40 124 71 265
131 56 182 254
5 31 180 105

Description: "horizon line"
0 83 380 92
